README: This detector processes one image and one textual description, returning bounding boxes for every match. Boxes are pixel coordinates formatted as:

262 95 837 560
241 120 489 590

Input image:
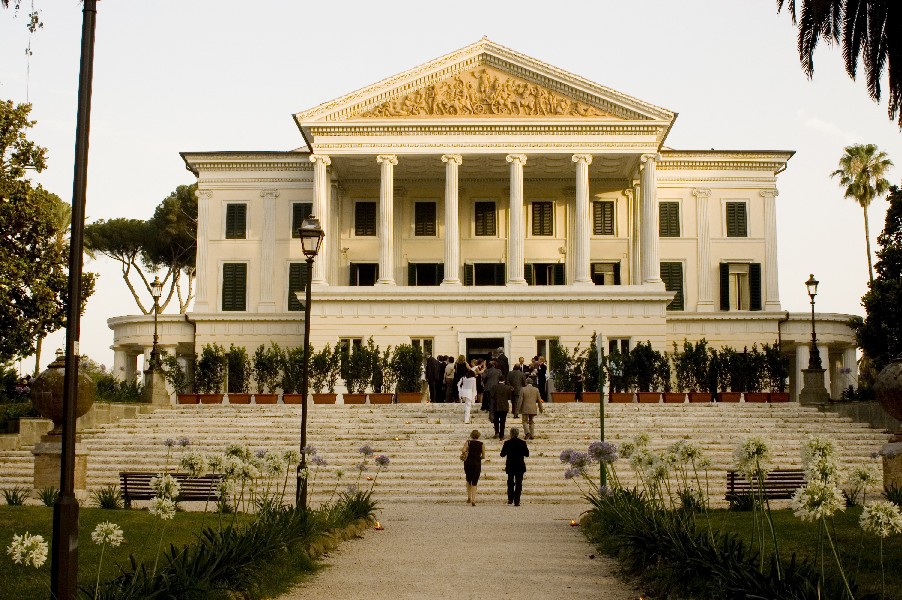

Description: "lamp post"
805 274 822 370
149 276 163 370
296 216 324 509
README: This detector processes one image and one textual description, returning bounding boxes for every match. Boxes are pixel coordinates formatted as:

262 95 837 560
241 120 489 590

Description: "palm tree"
777 1 901 128
831 143 894 285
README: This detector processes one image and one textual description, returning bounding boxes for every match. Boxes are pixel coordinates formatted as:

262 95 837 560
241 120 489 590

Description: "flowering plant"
6 532 47 568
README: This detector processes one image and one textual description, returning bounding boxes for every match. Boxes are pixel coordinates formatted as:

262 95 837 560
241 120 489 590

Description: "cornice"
658 160 788 172
310 123 666 137
312 141 655 151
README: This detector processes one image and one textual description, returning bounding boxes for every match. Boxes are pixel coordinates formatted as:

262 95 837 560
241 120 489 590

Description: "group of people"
426 350 549 405
460 426 530 506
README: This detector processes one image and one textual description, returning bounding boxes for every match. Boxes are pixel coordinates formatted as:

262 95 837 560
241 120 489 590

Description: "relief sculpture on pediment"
361 67 611 118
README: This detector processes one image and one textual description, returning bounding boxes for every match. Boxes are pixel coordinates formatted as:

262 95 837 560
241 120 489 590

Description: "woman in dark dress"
462 429 485 506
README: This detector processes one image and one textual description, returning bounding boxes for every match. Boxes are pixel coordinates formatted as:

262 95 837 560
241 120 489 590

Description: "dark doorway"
466 337 504 363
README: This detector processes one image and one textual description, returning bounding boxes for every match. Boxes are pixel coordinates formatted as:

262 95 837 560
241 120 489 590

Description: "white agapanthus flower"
179 450 207 477
6 532 48 568
91 522 124 547
264 453 286 477
802 436 835 465
801 436 841 485
860 501 902 538
150 473 181 500
847 465 879 488
206 454 224 472
283 449 302 465
733 436 772 480
791 480 846 521
150 497 177 521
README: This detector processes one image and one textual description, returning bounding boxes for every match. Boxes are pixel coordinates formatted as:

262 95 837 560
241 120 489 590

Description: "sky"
1 1 900 373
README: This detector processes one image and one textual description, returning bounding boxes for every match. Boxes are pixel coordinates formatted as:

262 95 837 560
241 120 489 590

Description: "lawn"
711 506 902 599
0 505 253 598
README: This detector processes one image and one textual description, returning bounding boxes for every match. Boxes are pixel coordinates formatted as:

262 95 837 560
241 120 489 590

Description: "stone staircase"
1 403 891 506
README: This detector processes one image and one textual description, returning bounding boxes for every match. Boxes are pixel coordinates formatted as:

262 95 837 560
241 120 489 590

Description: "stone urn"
30 350 95 435
874 359 902 438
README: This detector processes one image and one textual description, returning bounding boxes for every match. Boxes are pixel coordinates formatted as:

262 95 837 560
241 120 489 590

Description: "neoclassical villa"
108 38 858 400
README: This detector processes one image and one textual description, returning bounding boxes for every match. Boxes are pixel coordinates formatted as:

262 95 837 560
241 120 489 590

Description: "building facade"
109 38 858 400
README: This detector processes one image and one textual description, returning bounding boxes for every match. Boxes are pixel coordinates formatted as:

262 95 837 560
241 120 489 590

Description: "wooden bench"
119 472 224 507
725 469 806 503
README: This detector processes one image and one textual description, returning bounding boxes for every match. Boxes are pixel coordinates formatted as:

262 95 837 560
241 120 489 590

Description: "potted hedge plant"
162 353 195 404
309 344 338 404
744 345 769 403
194 343 226 404
673 339 713 402
281 345 305 404
369 339 395 404
252 344 282 404
717 347 742 402
627 341 662 403
226 345 252 404
392 343 425 403
549 340 586 402
582 333 604 403
763 342 790 402
342 344 371 404
605 350 632 403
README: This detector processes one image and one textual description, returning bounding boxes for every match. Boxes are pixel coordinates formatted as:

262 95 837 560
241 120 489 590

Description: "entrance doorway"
466 337 504 363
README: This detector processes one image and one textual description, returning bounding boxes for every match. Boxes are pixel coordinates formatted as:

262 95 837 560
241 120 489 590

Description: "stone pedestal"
32 436 87 492
799 368 829 405
882 442 902 490
142 368 171 406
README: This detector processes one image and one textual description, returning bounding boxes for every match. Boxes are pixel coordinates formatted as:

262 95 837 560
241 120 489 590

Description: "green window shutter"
222 263 247 311
720 263 730 310
659 202 680 237
532 202 553 236
408 263 417 285
554 263 565 285
225 204 246 239
355 202 376 236
726 202 747 237
349 263 359 286
475 202 496 236
593 201 614 235
288 263 308 311
524 264 534 286
438 263 445 281
291 203 312 238
414 202 436 236
749 263 762 311
464 263 474 286
613 262 621 285
661 262 684 311
494 263 506 285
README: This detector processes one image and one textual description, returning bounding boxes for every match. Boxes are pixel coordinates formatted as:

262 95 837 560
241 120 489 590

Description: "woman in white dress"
457 371 477 424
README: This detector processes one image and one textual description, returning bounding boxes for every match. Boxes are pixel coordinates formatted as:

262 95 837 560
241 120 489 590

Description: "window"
287 263 308 311
355 202 377 236
464 263 505 286
474 201 496 236
531 201 553 236
536 338 558 360
412 338 434 356
607 338 630 356
591 262 621 285
291 202 313 238
593 201 615 236
225 204 247 239
659 202 680 237
221 263 247 311
350 263 378 286
414 202 437 236
725 201 748 237
524 263 564 285
719 263 762 311
337 337 363 379
660 262 684 311
408 263 443 286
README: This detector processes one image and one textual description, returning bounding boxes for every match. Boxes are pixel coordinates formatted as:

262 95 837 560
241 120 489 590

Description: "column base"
506 280 528 287
142 368 171 406
32 436 88 492
375 280 396 286
799 368 830 405
440 280 462 287
572 279 594 287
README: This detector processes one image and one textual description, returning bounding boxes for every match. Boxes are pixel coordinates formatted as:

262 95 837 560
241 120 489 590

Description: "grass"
711 506 902 599
0 505 253 598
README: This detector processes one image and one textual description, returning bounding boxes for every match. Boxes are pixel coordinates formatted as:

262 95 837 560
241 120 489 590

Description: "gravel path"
280 502 639 600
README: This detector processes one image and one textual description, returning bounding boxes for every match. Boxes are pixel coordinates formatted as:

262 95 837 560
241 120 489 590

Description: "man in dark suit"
500 428 529 505
495 347 510 379
480 360 502 413
489 380 513 439
426 353 442 403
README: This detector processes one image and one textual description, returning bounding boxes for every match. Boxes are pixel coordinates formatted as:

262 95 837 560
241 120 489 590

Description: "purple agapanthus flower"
568 451 590 469
255 449 267 458
178 437 191 448
312 455 327 467
564 467 581 480
358 444 374 457
355 462 368 472
559 449 574 464
598 485 613 497
163 438 175 448
588 441 619 464
302 445 317 456
374 454 390 467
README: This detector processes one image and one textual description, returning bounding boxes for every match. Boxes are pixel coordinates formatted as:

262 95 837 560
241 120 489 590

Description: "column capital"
195 189 213 200
622 188 634 200
572 153 593 165
759 188 779 199
691 187 712 199
639 153 662 165
441 154 462 165
309 154 331 166
259 188 280 199
506 154 527 165
377 154 398 166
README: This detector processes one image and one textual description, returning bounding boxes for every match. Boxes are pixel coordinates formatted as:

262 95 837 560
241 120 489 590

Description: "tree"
85 183 197 314
857 186 902 371
0 100 95 364
777 1 902 127
830 143 894 284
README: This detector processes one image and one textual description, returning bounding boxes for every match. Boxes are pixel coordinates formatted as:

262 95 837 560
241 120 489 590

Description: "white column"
376 154 397 285
441 154 462 285
640 153 661 284
627 185 641 284
310 154 332 285
113 348 128 382
572 154 593 285
843 347 858 390
194 189 212 311
693 188 714 310
259 188 278 312
761 189 780 309
506 154 528 285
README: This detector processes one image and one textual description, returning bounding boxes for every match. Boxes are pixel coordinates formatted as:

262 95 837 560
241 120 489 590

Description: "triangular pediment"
294 38 675 126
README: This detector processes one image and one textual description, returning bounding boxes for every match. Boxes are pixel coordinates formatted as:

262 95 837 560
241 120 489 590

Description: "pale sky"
1 1 900 372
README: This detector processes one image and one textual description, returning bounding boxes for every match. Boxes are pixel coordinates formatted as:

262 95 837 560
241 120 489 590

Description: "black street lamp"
296 215 324 509
149 276 163 370
805 274 822 370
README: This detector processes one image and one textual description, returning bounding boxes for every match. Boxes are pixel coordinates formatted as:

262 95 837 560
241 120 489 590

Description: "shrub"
95 372 144 402
308 344 332 394
344 344 372 394
161 353 192 394
194 344 226 394
280 345 305 394
253 344 283 394
0 401 38 433
549 340 586 393
3 485 30 505
583 333 604 393
391 343 424 393
885 484 902 507
38 487 59 507
227 345 251 394
627 341 662 392
762 342 789 393
91 484 124 509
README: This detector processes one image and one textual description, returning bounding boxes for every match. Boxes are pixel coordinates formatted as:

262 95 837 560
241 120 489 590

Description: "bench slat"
725 469 805 501
119 472 223 506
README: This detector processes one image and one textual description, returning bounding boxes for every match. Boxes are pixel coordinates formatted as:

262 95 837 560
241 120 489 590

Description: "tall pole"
296 255 315 508
150 297 159 369
597 333 606 488
52 1 98 598
808 294 822 370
